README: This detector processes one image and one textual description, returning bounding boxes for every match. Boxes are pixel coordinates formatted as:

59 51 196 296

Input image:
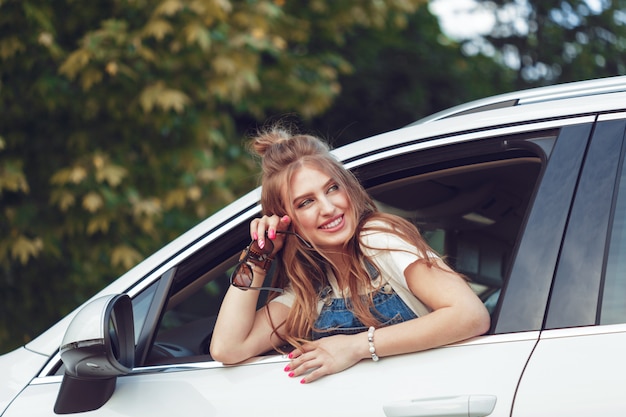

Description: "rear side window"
600 141 626 324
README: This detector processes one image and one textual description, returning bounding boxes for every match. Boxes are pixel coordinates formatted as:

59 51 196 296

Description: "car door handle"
383 395 497 417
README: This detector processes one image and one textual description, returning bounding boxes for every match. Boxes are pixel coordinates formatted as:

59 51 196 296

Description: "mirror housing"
54 294 134 414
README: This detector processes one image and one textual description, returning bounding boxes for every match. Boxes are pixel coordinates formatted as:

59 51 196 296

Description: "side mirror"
54 294 134 414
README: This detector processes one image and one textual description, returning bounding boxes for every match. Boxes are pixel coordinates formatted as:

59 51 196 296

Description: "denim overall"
311 263 418 340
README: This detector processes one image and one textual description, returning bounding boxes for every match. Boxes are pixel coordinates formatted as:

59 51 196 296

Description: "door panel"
512 327 626 417
5 336 538 417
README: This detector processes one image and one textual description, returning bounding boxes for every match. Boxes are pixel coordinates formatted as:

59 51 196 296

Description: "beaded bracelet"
367 326 379 362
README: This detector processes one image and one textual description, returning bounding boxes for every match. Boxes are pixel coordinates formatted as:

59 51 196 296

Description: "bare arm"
210 274 289 363
286 259 490 383
365 259 490 356
210 215 292 364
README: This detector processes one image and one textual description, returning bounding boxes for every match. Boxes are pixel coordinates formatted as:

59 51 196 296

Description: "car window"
139 133 547 366
600 140 626 325
367 155 542 316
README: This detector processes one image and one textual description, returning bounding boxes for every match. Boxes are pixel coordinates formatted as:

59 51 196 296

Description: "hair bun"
250 125 292 158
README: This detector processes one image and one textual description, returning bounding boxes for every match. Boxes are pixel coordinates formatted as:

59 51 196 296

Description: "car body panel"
513 326 626 417
0 348 48 415
5 334 538 417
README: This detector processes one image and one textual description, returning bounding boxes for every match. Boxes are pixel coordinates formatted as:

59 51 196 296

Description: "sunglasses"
230 230 312 292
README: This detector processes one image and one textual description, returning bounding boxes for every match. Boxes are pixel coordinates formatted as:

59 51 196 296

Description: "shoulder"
359 218 415 252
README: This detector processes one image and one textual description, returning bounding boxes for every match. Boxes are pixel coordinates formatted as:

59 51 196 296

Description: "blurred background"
1 0 625 353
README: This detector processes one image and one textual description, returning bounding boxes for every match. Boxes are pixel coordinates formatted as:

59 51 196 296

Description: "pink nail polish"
284 365 290 372
288 352 294 359
300 378 306 384
258 239 264 249
288 372 294 377
252 232 258 240
268 229 276 239
281 215 290 223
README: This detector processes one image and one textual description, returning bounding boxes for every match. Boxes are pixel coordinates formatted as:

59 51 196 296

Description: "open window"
361 133 549 320
134 133 548 367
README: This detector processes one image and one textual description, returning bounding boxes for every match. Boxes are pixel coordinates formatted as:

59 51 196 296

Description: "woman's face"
287 165 355 251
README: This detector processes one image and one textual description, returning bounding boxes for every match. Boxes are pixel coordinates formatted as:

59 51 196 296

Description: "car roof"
334 75 626 166
409 75 626 125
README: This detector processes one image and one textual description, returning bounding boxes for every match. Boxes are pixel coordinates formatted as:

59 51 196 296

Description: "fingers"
250 215 291 252
283 335 362 384
284 348 327 384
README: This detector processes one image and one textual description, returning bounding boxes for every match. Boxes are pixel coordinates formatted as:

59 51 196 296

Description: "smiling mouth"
320 215 343 230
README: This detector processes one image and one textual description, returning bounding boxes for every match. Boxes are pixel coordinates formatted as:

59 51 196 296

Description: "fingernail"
258 239 264 249
268 229 276 239
281 215 290 223
252 232 258 240
288 352 294 359
300 378 306 384
284 365 290 372
289 372 295 378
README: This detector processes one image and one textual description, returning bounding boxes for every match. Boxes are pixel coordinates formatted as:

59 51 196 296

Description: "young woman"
210 125 490 383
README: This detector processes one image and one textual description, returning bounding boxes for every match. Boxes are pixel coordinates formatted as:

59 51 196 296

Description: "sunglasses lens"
232 263 253 288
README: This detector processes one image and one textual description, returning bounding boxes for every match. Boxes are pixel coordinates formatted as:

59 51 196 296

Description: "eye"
297 198 313 208
327 184 339 193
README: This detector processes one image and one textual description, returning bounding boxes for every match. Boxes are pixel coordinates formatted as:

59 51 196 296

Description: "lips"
319 215 344 230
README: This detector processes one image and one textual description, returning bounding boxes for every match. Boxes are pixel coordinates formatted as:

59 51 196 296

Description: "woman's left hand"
284 334 367 384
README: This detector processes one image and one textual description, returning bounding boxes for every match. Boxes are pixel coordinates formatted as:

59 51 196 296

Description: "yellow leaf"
187 185 201 201
158 89 190 113
50 165 89 185
139 82 190 113
142 19 173 41
86 215 110 235
95 164 127 187
164 188 187 209
82 191 103 213
212 56 237 75
80 68 103 91
0 36 25 59
183 23 211 51
132 197 162 218
135 42 157 62
10 235 43 265
154 0 184 16
50 189 76 211
0 164 29 194
111 244 143 269
138 218 155 234
59 49 91 79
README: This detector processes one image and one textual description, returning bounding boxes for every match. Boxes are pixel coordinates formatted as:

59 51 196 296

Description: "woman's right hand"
250 214 292 256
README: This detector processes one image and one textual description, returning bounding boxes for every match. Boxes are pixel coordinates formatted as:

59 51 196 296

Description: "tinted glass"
601 144 626 324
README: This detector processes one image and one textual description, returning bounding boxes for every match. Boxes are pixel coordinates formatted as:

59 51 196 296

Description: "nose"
319 195 335 216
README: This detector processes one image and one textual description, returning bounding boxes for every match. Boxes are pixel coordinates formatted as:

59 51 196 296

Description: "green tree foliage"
473 0 626 87
0 0 430 352
305 4 516 145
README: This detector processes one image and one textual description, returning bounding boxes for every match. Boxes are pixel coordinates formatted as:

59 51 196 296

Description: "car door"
3 115 594 417
513 113 626 416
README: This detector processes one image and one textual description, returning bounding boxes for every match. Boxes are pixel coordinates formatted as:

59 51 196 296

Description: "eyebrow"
292 178 336 206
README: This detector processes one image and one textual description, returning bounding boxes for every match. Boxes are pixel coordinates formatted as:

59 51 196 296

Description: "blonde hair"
249 124 436 348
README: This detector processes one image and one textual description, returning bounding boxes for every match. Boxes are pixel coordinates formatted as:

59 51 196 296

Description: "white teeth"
321 216 342 229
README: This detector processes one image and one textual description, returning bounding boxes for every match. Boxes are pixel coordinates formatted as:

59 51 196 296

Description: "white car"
3 76 626 417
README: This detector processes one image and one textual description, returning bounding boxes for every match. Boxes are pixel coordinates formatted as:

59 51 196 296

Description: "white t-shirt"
271 220 433 317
